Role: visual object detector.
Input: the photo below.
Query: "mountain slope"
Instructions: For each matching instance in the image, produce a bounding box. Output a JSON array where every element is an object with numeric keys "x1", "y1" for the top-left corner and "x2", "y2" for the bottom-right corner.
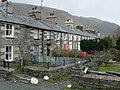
[{"x1": 12, "y1": 2, "x2": 119, "y2": 34}]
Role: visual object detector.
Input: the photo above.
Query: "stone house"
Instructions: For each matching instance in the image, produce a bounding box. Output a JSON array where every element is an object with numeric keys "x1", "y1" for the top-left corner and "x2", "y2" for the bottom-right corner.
[{"x1": 0, "y1": 0, "x2": 98, "y2": 63}]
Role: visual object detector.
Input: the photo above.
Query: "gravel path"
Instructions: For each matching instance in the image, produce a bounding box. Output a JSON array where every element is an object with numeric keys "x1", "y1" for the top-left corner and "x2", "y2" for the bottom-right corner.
[{"x1": 0, "y1": 79, "x2": 70, "y2": 90}]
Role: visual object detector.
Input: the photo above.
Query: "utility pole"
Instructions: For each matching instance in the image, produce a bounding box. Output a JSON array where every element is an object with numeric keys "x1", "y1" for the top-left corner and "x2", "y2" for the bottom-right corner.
[{"x1": 40, "y1": 0, "x2": 43, "y2": 19}]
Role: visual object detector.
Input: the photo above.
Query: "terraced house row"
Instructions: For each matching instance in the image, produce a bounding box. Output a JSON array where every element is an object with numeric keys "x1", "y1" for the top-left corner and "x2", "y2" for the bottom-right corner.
[{"x1": 0, "y1": 0, "x2": 99, "y2": 63}]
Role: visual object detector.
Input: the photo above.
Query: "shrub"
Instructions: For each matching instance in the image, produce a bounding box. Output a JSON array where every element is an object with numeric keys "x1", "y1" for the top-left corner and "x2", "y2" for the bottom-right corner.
[{"x1": 51, "y1": 46, "x2": 83, "y2": 58}]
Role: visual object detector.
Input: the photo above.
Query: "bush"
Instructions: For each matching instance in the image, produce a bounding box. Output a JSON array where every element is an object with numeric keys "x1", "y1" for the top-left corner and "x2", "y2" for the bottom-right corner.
[
  {"x1": 108, "y1": 48, "x2": 120, "y2": 62},
  {"x1": 116, "y1": 37, "x2": 120, "y2": 50},
  {"x1": 115, "y1": 50, "x2": 120, "y2": 62},
  {"x1": 51, "y1": 46, "x2": 83, "y2": 58},
  {"x1": 108, "y1": 48, "x2": 119, "y2": 55}
]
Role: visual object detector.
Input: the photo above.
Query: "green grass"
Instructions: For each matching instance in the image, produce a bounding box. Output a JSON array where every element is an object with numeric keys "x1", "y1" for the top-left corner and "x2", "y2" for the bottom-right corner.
[
  {"x1": 46, "y1": 73, "x2": 71, "y2": 83},
  {"x1": 11, "y1": 63, "x2": 21, "y2": 73},
  {"x1": 97, "y1": 64, "x2": 120, "y2": 72},
  {"x1": 24, "y1": 64, "x2": 49, "y2": 71}
]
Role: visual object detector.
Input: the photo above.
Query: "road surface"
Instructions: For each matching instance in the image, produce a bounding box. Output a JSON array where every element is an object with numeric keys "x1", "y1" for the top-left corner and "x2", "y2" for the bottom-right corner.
[{"x1": 0, "y1": 79, "x2": 70, "y2": 90}]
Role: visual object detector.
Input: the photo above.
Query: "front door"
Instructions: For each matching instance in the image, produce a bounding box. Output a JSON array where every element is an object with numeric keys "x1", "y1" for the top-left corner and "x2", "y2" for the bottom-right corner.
[{"x1": 33, "y1": 46, "x2": 39, "y2": 63}]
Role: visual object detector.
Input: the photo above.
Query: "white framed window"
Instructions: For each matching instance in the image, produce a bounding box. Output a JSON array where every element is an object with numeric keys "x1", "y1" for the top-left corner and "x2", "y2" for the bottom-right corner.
[
  {"x1": 69, "y1": 34, "x2": 72, "y2": 40},
  {"x1": 5, "y1": 24, "x2": 14, "y2": 37},
  {"x1": 74, "y1": 35, "x2": 77, "y2": 41},
  {"x1": 69, "y1": 42, "x2": 72, "y2": 50},
  {"x1": 64, "y1": 34, "x2": 67, "y2": 40},
  {"x1": 62, "y1": 33, "x2": 64, "y2": 39},
  {"x1": 73, "y1": 43, "x2": 77, "y2": 49},
  {"x1": 5, "y1": 45, "x2": 13, "y2": 62},
  {"x1": 78, "y1": 36, "x2": 81, "y2": 41},
  {"x1": 56, "y1": 32, "x2": 59, "y2": 39},
  {"x1": 47, "y1": 32, "x2": 50, "y2": 39},
  {"x1": 34, "y1": 29, "x2": 39, "y2": 39},
  {"x1": 78, "y1": 44, "x2": 81, "y2": 51}
]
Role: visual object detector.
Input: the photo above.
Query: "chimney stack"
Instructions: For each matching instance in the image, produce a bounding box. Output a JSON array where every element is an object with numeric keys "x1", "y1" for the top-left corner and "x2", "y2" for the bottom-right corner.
[
  {"x1": 46, "y1": 13, "x2": 57, "y2": 24},
  {"x1": 28, "y1": 7, "x2": 41, "y2": 20},
  {"x1": 65, "y1": 19, "x2": 74, "y2": 29},
  {"x1": 76, "y1": 25, "x2": 84, "y2": 31},
  {"x1": 0, "y1": 0, "x2": 13, "y2": 14}
]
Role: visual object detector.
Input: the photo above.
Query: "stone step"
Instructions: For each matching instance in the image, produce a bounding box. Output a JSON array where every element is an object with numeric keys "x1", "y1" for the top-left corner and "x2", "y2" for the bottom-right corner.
[
  {"x1": 13, "y1": 74, "x2": 32, "y2": 83},
  {"x1": 19, "y1": 80, "x2": 29, "y2": 84},
  {"x1": 0, "y1": 67, "x2": 15, "y2": 78}
]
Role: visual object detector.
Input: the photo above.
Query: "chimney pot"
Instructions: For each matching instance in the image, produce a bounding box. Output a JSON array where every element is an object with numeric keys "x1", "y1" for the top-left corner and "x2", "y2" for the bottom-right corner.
[
  {"x1": 50, "y1": 13, "x2": 54, "y2": 16},
  {"x1": 34, "y1": 6, "x2": 37, "y2": 10},
  {"x1": 32, "y1": 8, "x2": 34, "y2": 10},
  {"x1": 0, "y1": 0, "x2": 7, "y2": 2}
]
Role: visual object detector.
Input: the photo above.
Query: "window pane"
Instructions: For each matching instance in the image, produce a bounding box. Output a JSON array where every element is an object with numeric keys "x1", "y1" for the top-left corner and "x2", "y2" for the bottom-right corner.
[
  {"x1": 8, "y1": 54, "x2": 12, "y2": 59},
  {"x1": 6, "y1": 24, "x2": 9, "y2": 29},
  {"x1": 6, "y1": 46, "x2": 8, "y2": 52},
  {"x1": 5, "y1": 24, "x2": 14, "y2": 37},
  {"x1": 9, "y1": 30, "x2": 12, "y2": 35},
  {"x1": 6, "y1": 30, "x2": 9, "y2": 35},
  {"x1": 6, "y1": 54, "x2": 8, "y2": 60},
  {"x1": 8, "y1": 46, "x2": 11, "y2": 52},
  {"x1": 34, "y1": 30, "x2": 39, "y2": 39},
  {"x1": 10, "y1": 25, "x2": 12, "y2": 29}
]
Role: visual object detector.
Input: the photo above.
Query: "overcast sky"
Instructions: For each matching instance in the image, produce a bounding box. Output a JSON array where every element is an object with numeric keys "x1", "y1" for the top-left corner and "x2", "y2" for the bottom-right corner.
[{"x1": 9, "y1": 0, "x2": 120, "y2": 25}]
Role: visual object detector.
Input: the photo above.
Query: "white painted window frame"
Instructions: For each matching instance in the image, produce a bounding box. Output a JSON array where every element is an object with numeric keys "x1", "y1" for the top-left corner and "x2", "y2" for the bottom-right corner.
[
  {"x1": 5, "y1": 45, "x2": 13, "y2": 62},
  {"x1": 5, "y1": 24, "x2": 14, "y2": 38},
  {"x1": 34, "y1": 29, "x2": 39, "y2": 39}
]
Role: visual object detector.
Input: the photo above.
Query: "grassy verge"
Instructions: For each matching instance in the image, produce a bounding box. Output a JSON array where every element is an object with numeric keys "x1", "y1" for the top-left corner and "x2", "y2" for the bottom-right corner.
[
  {"x1": 40, "y1": 72, "x2": 71, "y2": 83},
  {"x1": 24, "y1": 65, "x2": 49, "y2": 71},
  {"x1": 51, "y1": 73, "x2": 71, "y2": 82},
  {"x1": 97, "y1": 64, "x2": 120, "y2": 72}
]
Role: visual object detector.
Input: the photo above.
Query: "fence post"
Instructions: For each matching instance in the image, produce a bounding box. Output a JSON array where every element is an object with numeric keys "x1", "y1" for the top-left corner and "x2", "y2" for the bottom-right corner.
[
  {"x1": 3, "y1": 60, "x2": 6, "y2": 68},
  {"x1": 47, "y1": 62, "x2": 49, "y2": 69},
  {"x1": 55, "y1": 57, "x2": 56, "y2": 66},
  {"x1": 7, "y1": 61, "x2": 10, "y2": 70},
  {"x1": 74, "y1": 57, "x2": 75, "y2": 63},
  {"x1": 63, "y1": 58, "x2": 65, "y2": 66}
]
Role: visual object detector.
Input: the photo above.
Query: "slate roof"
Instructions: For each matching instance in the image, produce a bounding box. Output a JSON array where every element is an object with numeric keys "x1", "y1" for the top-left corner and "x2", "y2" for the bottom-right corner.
[
  {"x1": 0, "y1": 11, "x2": 51, "y2": 30},
  {"x1": 40, "y1": 20, "x2": 68, "y2": 33},
  {"x1": 0, "y1": 11, "x2": 98, "y2": 38}
]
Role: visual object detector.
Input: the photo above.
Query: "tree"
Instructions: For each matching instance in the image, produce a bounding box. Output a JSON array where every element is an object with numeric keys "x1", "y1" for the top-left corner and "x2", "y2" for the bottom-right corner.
[
  {"x1": 99, "y1": 37, "x2": 113, "y2": 50},
  {"x1": 116, "y1": 37, "x2": 120, "y2": 50},
  {"x1": 112, "y1": 26, "x2": 120, "y2": 46},
  {"x1": 80, "y1": 39, "x2": 97, "y2": 51},
  {"x1": 81, "y1": 37, "x2": 113, "y2": 53}
]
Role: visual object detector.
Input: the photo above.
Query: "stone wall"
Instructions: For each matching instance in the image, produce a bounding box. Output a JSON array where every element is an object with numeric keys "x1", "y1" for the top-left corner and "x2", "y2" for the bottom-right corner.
[
  {"x1": 0, "y1": 67, "x2": 14, "y2": 79},
  {"x1": 23, "y1": 63, "x2": 75, "y2": 78},
  {"x1": 72, "y1": 69, "x2": 120, "y2": 90}
]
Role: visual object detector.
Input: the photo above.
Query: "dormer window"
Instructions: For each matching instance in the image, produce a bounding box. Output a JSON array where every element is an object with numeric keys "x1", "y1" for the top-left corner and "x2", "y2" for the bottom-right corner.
[{"x1": 5, "y1": 24, "x2": 14, "y2": 38}]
